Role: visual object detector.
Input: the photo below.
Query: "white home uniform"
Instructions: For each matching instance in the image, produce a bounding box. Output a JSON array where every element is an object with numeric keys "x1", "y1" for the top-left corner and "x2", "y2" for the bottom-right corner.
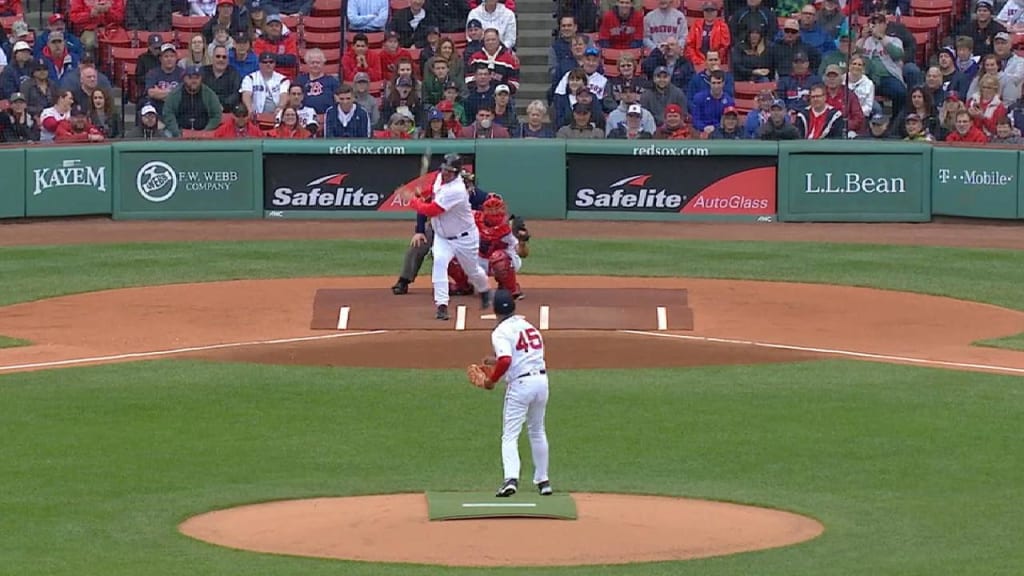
[
  {"x1": 429, "y1": 173, "x2": 490, "y2": 306},
  {"x1": 492, "y1": 314, "x2": 549, "y2": 486},
  {"x1": 240, "y1": 70, "x2": 290, "y2": 114}
]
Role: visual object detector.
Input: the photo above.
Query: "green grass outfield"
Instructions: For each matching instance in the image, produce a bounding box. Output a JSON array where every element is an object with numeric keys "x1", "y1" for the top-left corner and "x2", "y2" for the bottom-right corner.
[{"x1": 2, "y1": 237, "x2": 1024, "y2": 575}]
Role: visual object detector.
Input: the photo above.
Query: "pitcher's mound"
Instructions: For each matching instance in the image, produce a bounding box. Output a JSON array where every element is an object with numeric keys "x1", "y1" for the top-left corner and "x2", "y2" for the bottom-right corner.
[{"x1": 179, "y1": 493, "x2": 824, "y2": 567}]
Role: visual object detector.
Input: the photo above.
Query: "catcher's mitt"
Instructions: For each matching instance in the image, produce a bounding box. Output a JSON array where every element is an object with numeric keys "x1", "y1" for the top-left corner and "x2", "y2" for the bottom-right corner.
[
  {"x1": 510, "y1": 214, "x2": 530, "y2": 242},
  {"x1": 467, "y1": 363, "x2": 494, "y2": 389}
]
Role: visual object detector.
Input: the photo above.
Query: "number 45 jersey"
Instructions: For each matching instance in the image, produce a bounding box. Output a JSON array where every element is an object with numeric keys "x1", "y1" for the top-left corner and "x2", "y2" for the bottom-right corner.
[{"x1": 491, "y1": 315, "x2": 547, "y2": 385}]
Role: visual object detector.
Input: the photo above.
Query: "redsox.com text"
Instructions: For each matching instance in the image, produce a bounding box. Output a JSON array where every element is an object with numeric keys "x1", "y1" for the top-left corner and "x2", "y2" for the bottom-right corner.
[
  {"x1": 631, "y1": 145, "x2": 710, "y2": 157},
  {"x1": 329, "y1": 144, "x2": 407, "y2": 155}
]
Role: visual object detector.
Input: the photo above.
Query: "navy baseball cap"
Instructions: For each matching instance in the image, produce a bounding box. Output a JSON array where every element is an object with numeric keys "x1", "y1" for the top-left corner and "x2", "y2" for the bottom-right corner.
[{"x1": 493, "y1": 289, "x2": 516, "y2": 315}]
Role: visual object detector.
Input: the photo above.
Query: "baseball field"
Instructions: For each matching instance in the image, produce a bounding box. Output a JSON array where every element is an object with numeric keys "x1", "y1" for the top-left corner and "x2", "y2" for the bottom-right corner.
[{"x1": 2, "y1": 219, "x2": 1023, "y2": 575}]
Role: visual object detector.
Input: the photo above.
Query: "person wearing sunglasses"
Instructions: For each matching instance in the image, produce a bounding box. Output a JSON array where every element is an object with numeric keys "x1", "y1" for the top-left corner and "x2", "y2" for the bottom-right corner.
[{"x1": 202, "y1": 44, "x2": 242, "y2": 110}]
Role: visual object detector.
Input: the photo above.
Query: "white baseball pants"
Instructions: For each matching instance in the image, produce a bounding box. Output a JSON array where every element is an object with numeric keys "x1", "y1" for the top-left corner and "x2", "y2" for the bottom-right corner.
[
  {"x1": 431, "y1": 229, "x2": 489, "y2": 306},
  {"x1": 501, "y1": 374, "x2": 549, "y2": 484}
]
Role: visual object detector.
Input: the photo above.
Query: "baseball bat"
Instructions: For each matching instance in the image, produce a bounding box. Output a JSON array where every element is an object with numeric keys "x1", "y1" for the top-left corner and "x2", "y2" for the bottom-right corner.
[{"x1": 420, "y1": 145, "x2": 431, "y2": 177}]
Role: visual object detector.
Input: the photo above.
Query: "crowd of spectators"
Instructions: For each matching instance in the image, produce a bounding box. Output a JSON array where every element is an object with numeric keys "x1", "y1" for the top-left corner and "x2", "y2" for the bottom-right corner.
[{"x1": 0, "y1": 0, "x2": 1023, "y2": 142}]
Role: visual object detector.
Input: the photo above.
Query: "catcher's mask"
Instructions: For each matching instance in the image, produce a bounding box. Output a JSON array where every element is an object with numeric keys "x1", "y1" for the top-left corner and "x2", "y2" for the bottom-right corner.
[{"x1": 481, "y1": 193, "x2": 507, "y2": 226}]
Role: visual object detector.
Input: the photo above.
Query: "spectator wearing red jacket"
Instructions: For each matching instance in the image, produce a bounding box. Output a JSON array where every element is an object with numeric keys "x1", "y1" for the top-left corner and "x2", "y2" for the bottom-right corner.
[
  {"x1": 0, "y1": 0, "x2": 23, "y2": 16},
  {"x1": 945, "y1": 110, "x2": 989, "y2": 143},
  {"x1": 266, "y1": 104, "x2": 312, "y2": 138},
  {"x1": 69, "y1": 0, "x2": 125, "y2": 56},
  {"x1": 213, "y1": 102, "x2": 265, "y2": 138},
  {"x1": 599, "y1": 0, "x2": 644, "y2": 49},
  {"x1": 342, "y1": 32, "x2": 384, "y2": 82},
  {"x1": 464, "y1": 28, "x2": 520, "y2": 92},
  {"x1": 379, "y1": 31, "x2": 413, "y2": 79},
  {"x1": 54, "y1": 104, "x2": 105, "y2": 142},
  {"x1": 253, "y1": 13, "x2": 299, "y2": 71},
  {"x1": 684, "y1": 2, "x2": 730, "y2": 68}
]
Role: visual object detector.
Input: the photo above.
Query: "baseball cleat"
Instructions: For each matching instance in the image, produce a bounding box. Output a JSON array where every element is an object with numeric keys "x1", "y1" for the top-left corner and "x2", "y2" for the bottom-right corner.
[
  {"x1": 391, "y1": 279, "x2": 410, "y2": 295},
  {"x1": 495, "y1": 478, "x2": 518, "y2": 497},
  {"x1": 480, "y1": 290, "x2": 492, "y2": 310},
  {"x1": 435, "y1": 304, "x2": 449, "y2": 320},
  {"x1": 537, "y1": 480, "x2": 552, "y2": 496},
  {"x1": 450, "y1": 286, "x2": 474, "y2": 296}
]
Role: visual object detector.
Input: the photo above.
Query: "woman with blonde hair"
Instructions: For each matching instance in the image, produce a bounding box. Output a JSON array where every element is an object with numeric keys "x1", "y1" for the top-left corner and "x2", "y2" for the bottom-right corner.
[
  {"x1": 515, "y1": 100, "x2": 555, "y2": 138},
  {"x1": 179, "y1": 34, "x2": 213, "y2": 69},
  {"x1": 966, "y1": 72, "x2": 1007, "y2": 137},
  {"x1": 87, "y1": 87, "x2": 122, "y2": 139}
]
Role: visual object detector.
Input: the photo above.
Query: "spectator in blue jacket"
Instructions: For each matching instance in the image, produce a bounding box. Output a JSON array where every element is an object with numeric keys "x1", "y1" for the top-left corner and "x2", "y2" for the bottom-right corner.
[
  {"x1": 690, "y1": 69, "x2": 735, "y2": 134},
  {"x1": 792, "y1": 5, "x2": 835, "y2": 54},
  {"x1": 325, "y1": 84, "x2": 372, "y2": 137},
  {"x1": 686, "y1": 50, "x2": 734, "y2": 104},
  {"x1": 0, "y1": 41, "x2": 33, "y2": 100},
  {"x1": 776, "y1": 50, "x2": 821, "y2": 112},
  {"x1": 549, "y1": 16, "x2": 581, "y2": 83},
  {"x1": 228, "y1": 33, "x2": 259, "y2": 78},
  {"x1": 32, "y1": 14, "x2": 84, "y2": 60},
  {"x1": 641, "y1": 36, "x2": 694, "y2": 91}
]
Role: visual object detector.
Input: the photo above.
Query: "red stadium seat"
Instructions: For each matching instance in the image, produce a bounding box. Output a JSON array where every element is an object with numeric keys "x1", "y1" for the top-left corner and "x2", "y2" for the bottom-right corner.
[
  {"x1": 301, "y1": 15, "x2": 342, "y2": 33},
  {"x1": 390, "y1": 0, "x2": 411, "y2": 9},
  {"x1": 346, "y1": 30, "x2": 385, "y2": 48},
  {"x1": 304, "y1": 30, "x2": 343, "y2": 48},
  {"x1": 600, "y1": 47, "x2": 642, "y2": 66},
  {"x1": 181, "y1": 129, "x2": 216, "y2": 139},
  {"x1": 683, "y1": 0, "x2": 705, "y2": 18},
  {"x1": 441, "y1": 31, "x2": 468, "y2": 50},
  {"x1": 172, "y1": 13, "x2": 207, "y2": 34},
  {"x1": 734, "y1": 80, "x2": 775, "y2": 99},
  {"x1": 312, "y1": 0, "x2": 343, "y2": 17},
  {"x1": 368, "y1": 79, "x2": 385, "y2": 96}
]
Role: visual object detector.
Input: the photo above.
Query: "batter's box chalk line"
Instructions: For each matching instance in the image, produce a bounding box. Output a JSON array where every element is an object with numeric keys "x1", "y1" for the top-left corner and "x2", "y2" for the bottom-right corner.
[{"x1": 619, "y1": 330, "x2": 1024, "y2": 376}]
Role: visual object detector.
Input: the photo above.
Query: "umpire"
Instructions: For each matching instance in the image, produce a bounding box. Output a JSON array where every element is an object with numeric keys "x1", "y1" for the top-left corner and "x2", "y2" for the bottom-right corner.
[{"x1": 391, "y1": 170, "x2": 488, "y2": 295}]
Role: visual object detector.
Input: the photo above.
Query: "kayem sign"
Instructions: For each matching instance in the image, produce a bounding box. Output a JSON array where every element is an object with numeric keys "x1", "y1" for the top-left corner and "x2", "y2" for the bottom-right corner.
[
  {"x1": 24, "y1": 146, "x2": 112, "y2": 216},
  {"x1": 566, "y1": 155, "x2": 776, "y2": 219},
  {"x1": 263, "y1": 154, "x2": 475, "y2": 216}
]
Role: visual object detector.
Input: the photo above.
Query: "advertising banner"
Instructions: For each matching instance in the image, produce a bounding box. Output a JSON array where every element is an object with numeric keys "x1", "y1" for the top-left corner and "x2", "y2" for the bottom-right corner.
[
  {"x1": 263, "y1": 152, "x2": 475, "y2": 219},
  {"x1": 931, "y1": 145, "x2": 1019, "y2": 219},
  {"x1": 565, "y1": 154, "x2": 777, "y2": 221},
  {"x1": 777, "y1": 142, "x2": 931, "y2": 222},
  {"x1": 0, "y1": 148, "x2": 26, "y2": 219},
  {"x1": 113, "y1": 142, "x2": 260, "y2": 219},
  {"x1": 24, "y1": 145, "x2": 112, "y2": 217}
]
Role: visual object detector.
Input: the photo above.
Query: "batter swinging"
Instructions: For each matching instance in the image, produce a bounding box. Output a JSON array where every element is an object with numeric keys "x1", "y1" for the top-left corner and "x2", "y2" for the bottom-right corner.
[
  {"x1": 467, "y1": 289, "x2": 552, "y2": 497},
  {"x1": 408, "y1": 153, "x2": 492, "y2": 320}
]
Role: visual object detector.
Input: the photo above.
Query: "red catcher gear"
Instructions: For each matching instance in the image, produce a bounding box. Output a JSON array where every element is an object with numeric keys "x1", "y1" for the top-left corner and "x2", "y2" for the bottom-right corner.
[
  {"x1": 476, "y1": 194, "x2": 513, "y2": 257},
  {"x1": 447, "y1": 259, "x2": 472, "y2": 294},
  {"x1": 488, "y1": 251, "x2": 518, "y2": 293}
]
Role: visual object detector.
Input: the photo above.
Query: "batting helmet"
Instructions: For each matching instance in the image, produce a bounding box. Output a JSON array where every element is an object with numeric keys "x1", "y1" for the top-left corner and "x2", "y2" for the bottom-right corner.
[{"x1": 441, "y1": 153, "x2": 463, "y2": 172}]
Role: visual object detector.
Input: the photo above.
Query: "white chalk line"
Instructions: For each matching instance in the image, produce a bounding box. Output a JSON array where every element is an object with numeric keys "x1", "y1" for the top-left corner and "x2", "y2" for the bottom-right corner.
[
  {"x1": 620, "y1": 330, "x2": 1024, "y2": 376},
  {"x1": 461, "y1": 503, "x2": 537, "y2": 508},
  {"x1": 0, "y1": 330, "x2": 389, "y2": 372}
]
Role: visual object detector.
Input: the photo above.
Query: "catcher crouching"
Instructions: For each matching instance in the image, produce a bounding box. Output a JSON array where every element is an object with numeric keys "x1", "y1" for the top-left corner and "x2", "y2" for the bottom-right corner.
[{"x1": 448, "y1": 193, "x2": 530, "y2": 300}]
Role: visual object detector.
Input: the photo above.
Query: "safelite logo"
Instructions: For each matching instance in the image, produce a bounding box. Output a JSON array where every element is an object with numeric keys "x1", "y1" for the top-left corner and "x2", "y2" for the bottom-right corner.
[
  {"x1": 269, "y1": 173, "x2": 386, "y2": 208},
  {"x1": 573, "y1": 174, "x2": 684, "y2": 210}
]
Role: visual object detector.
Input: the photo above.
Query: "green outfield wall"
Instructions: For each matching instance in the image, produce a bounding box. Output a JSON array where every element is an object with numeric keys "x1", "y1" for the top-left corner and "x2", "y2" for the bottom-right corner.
[{"x1": 1, "y1": 140, "x2": 1023, "y2": 223}]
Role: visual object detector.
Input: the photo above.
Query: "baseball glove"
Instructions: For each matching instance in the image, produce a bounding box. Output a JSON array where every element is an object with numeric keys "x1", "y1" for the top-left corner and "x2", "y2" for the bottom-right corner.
[
  {"x1": 467, "y1": 363, "x2": 494, "y2": 389},
  {"x1": 510, "y1": 214, "x2": 530, "y2": 242}
]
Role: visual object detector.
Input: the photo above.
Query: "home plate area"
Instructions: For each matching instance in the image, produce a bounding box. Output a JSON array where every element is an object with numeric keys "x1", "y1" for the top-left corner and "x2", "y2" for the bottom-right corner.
[{"x1": 309, "y1": 288, "x2": 694, "y2": 331}]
